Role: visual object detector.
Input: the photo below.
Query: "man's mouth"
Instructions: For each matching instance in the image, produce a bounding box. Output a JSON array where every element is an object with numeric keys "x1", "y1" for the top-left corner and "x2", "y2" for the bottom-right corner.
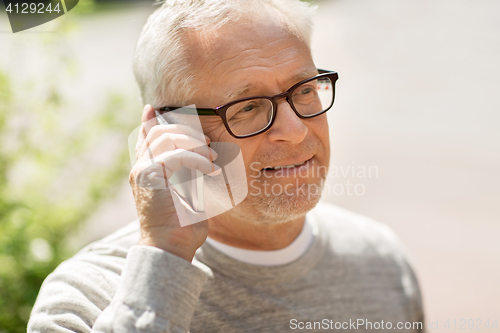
[
  {"x1": 263, "y1": 157, "x2": 312, "y2": 171},
  {"x1": 264, "y1": 160, "x2": 308, "y2": 170}
]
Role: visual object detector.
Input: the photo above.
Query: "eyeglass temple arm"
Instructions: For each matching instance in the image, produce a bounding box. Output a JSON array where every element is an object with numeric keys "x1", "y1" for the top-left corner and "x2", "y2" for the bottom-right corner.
[{"x1": 157, "y1": 106, "x2": 218, "y2": 116}]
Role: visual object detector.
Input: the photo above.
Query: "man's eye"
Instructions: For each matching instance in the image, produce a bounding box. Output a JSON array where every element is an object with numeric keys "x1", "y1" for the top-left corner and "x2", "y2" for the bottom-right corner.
[
  {"x1": 238, "y1": 102, "x2": 262, "y2": 113},
  {"x1": 227, "y1": 100, "x2": 268, "y2": 121},
  {"x1": 240, "y1": 104, "x2": 255, "y2": 112},
  {"x1": 297, "y1": 87, "x2": 313, "y2": 95}
]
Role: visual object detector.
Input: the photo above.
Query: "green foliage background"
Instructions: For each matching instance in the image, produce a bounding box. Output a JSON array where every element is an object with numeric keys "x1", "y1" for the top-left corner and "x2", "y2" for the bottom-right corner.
[{"x1": 0, "y1": 3, "x2": 139, "y2": 331}]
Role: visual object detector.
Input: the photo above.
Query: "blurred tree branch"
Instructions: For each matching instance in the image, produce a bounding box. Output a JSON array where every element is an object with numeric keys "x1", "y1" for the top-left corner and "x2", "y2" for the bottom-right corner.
[{"x1": 0, "y1": 5, "x2": 138, "y2": 331}]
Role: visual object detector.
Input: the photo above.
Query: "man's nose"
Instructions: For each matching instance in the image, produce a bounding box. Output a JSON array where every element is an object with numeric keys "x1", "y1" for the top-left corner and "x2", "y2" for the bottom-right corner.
[{"x1": 266, "y1": 98, "x2": 308, "y2": 143}]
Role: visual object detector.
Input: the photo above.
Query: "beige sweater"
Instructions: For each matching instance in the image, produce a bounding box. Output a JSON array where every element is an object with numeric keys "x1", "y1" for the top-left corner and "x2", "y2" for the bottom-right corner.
[{"x1": 28, "y1": 202, "x2": 425, "y2": 332}]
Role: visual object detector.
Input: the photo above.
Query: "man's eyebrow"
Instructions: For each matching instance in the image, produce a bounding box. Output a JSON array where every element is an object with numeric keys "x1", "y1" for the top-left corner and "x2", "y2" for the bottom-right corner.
[
  {"x1": 292, "y1": 69, "x2": 319, "y2": 82},
  {"x1": 224, "y1": 84, "x2": 254, "y2": 102}
]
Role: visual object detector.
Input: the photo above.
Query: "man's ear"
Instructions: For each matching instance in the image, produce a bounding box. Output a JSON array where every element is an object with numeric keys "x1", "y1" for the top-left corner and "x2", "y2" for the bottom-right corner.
[
  {"x1": 141, "y1": 104, "x2": 156, "y2": 129},
  {"x1": 135, "y1": 105, "x2": 157, "y2": 159}
]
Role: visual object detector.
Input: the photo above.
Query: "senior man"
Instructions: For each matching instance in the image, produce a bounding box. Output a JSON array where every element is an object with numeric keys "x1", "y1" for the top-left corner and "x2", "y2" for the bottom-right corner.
[{"x1": 28, "y1": 0, "x2": 425, "y2": 332}]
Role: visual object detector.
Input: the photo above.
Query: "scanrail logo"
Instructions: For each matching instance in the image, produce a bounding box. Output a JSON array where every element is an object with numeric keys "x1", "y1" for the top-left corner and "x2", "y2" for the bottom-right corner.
[{"x1": 2, "y1": 0, "x2": 79, "y2": 33}]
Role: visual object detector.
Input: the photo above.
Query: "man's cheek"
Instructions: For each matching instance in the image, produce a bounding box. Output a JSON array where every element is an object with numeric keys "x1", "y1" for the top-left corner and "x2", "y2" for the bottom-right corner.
[
  {"x1": 201, "y1": 120, "x2": 226, "y2": 141},
  {"x1": 317, "y1": 116, "x2": 330, "y2": 144},
  {"x1": 308, "y1": 113, "x2": 328, "y2": 129}
]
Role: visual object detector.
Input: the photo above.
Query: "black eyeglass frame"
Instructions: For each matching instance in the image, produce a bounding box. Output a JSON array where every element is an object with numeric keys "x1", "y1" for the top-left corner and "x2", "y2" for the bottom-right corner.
[{"x1": 157, "y1": 69, "x2": 339, "y2": 139}]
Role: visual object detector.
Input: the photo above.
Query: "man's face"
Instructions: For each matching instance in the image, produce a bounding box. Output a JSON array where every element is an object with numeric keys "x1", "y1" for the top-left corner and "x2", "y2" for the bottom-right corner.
[{"x1": 185, "y1": 16, "x2": 330, "y2": 224}]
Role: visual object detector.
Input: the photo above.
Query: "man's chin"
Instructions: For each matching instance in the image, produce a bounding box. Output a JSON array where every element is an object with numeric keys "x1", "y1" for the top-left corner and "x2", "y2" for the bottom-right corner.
[
  {"x1": 248, "y1": 187, "x2": 323, "y2": 225},
  {"x1": 206, "y1": 176, "x2": 325, "y2": 225}
]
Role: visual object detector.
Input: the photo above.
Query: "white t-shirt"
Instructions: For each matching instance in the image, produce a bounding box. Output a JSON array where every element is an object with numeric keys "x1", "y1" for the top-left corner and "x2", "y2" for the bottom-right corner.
[{"x1": 205, "y1": 218, "x2": 315, "y2": 266}]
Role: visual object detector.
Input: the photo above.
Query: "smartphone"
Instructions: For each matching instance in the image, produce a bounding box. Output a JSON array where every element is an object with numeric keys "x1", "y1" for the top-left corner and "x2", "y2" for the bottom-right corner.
[{"x1": 155, "y1": 110, "x2": 205, "y2": 213}]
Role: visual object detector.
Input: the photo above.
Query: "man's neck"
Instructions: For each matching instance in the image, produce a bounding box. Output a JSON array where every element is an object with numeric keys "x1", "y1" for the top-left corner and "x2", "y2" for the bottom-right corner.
[{"x1": 207, "y1": 215, "x2": 306, "y2": 251}]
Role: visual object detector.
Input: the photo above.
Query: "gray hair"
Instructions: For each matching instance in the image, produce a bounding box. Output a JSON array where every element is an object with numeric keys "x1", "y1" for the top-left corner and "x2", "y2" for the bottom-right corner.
[{"x1": 133, "y1": 0, "x2": 316, "y2": 108}]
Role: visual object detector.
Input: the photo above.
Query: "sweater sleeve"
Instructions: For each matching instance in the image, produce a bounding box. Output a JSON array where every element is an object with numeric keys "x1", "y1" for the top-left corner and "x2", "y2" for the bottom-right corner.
[{"x1": 27, "y1": 245, "x2": 207, "y2": 333}]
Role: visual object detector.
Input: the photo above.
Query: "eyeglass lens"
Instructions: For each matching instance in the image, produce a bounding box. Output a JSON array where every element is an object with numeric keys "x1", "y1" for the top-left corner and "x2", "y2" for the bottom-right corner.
[{"x1": 225, "y1": 76, "x2": 334, "y2": 137}]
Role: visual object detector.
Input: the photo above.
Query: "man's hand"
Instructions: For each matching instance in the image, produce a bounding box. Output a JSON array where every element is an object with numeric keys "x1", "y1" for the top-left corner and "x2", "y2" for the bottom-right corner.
[{"x1": 130, "y1": 105, "x2": 219, "y2": 262}]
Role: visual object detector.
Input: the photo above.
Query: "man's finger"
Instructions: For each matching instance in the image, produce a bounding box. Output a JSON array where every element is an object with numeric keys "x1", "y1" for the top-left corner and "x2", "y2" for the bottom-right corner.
[
  {"x1": 132, "y1": 149, "x2": 221, "y2": 186},
  {"x1": 143, "y1": 123, "x2": 208, "y2": 147},
  {"x1": 138, "y1": 133, "x2": 218, "y2": 162}
]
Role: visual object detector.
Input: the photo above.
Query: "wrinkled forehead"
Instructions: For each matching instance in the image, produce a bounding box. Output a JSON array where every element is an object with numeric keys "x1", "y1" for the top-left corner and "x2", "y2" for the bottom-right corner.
[
  {"x1": 184, "y1": 23, "x2": 312, "y2": 105},
  {"x1": 183, "y1": 7, "x2": 310, "y2": 72}
]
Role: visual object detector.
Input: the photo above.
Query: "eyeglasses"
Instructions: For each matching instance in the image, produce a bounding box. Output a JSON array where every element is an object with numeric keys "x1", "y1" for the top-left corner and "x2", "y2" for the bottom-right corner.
[{"x1": 158, "y1": 69, "x2": 338, "y2": 139}]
